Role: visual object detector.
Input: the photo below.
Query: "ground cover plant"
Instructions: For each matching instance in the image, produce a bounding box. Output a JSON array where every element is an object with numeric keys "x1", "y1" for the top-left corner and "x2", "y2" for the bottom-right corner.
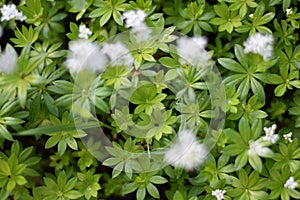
[{"x1": 0, "y1": 0, "x2": 300, "y2": 199}]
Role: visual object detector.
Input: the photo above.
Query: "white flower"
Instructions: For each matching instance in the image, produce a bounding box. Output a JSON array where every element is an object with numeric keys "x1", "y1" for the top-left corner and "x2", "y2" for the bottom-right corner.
[
  {"x1": 243, "y1": 32, "x2": 274, "y2": 60},
  {"x1": 78, "y1": 24, "x2": 92, "y2": 39},
  {"x1": 101, "y1": 41, "x2": 133, "y2": 67},
  {"x1": 0, "y1": 44, "x2": 18, "y2": 74},
  {"x1": 248, "y1": 139, "x2": 273, "y2": 157},
  {"x1": 286, "y1": 8, "x2": 293, "y2": 15},
  {"x1": 0, "y1": 4, "x2": 26, "y2": 21},
  {"x1": 65, "y1": 40, "x2": 107, "y2": 73},
  {"x1": 263, "y1": 124, "x2": 279, "y2": 144},
  {"x1": 249, "y1": 13, "x2": 254, "y2": 18},
  {"x1": 123, "y1": 10, "x2": 151, "y2": 42},
  {"x1": 163, "y1": 129, "x2": 208, "y2": 171},
  {"x1": 123, "y1": 10, "x2": 146, "y2": 28},
  {"x1": 176, "y1": 36, "x2": 210, "y2": 67},
  {"x1": 212, "y1": 189, "x2": 226, "y2": 200},
  {"x1": 283, "y1": 132, "x2": 293, "y2": 143},
  {"x1": 284, "y1": 176, "x2": 298, "y2": 189}
]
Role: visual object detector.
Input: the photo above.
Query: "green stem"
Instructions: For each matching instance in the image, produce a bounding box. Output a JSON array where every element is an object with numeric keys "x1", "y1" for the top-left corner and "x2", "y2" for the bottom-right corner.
[{"x1": 13, "y1": 121, "x2": 112, "y2": 136}]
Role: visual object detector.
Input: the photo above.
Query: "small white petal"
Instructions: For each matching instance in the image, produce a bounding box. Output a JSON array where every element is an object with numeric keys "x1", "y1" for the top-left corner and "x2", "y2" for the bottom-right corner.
[
  {"x1": 212, "y1": 189, "x2": 226, "y2": 200},
  {"x1": 78, "y1": 24, "x2": 92, "y2": 39},
  {"x1": 284, "y1": 176, "x2": 298, "y2": 189}
]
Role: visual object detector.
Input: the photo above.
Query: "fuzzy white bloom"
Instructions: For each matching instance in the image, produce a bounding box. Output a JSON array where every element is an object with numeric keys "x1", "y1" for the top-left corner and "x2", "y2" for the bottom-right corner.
[
  {"x1": 101, "y1": 41, "x2": 133, "y2": 67},
  {"x1": 78, "y1": 24, "x2": 92, "y2": 39},
  {"x1": 123, "y1": 10, "x2": 146, "y2": 28},
  {"x1": 212, "y1": 189, "x2": 226, "y2": 200},
  {"x1": 286, "y1": 8, "x2": 293, "y2": 15},
  {"x1": 249, "y1": 13, "x2": 254, "y2": 18},
  {"x1": 0, "y1": 44, "x2": 18, "y2": 74},
  {"x1": 0, "y1": 4, "x2": 26, "y2": 21},
  {"x1": 283, "y1": 132, "x2": 293, "y2": 143},
  {"x1": 123, "y1": 10, "x2": 151, "y2": 42},
  {"x1": 243, "y1": 32, "x2": 274, "y2": 60},
  {"x1": 177, "y1": 36, "x2": 210, "y2": 67},
  {"x1": 248, "y1": 139, "x2": 273, "y2": 157},
  {"x1": 263, "y1": 124, "x2": 279, "y2": 144},
  {"x1": 284, "y1": 176, "x2": 298, "y2": 189},
  {"x1": 65, "y1": 40, "x2": 107, "y2": 73},
  {"x1": 164, "y1": 129, "x2": 208, "y2": 171}
]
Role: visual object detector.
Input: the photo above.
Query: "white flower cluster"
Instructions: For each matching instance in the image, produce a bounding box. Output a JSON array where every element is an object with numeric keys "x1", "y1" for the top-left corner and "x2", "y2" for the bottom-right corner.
[
  {"x1": 263, "y1": 124, "x2": 279, "y2": 144},
  {"x1": 101, "y1": 41, "x2": 134, "y2": 68},
  {"x1": 123, "y1": 10, "x2": 151, "y2": 42},
  {"x1": 0, "y1": 4, "x2": 26, "y2": 21},
  {"x1": 284, "y1": 176, "x2": 298, "y2": 189},
  {"x1": 78, "y1": 24, "x2": 92, "y2": 39},
  {"x1": 176, "y1": 36, "x2": 210, "y2": 67},
  {"x1": 65, "y1": 40, "x2": 107, "y2": 73},
  {"x1": 283, "y1": 132, "x2": 293, "y2": 143},
  {"x1": 243, "y1": 32, "x2": 274, "y2": 60},
  {"x1": 65, "y1": 39, "x2": 134, "y2": 73},
  {"x1": 286, "y1": 8, "x2": 293, "y2": 15},
  {"x1": 0, "y1": 44, "x2": 18, "y2": 74},
  {"x1": 212, "y1": 189, "x2": 226, "y2": 200},
  {"x1": 248, "y1": 139, "x2": 273, "y2": 157},
  {"x1": 163, "y1": 129, "x2": 208, "y2": 171}
]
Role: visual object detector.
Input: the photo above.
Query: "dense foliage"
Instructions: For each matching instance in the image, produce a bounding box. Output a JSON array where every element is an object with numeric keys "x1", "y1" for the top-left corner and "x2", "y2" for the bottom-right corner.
[{"x1": 0, "y1": 0, "x2": 300, "y2": 199}]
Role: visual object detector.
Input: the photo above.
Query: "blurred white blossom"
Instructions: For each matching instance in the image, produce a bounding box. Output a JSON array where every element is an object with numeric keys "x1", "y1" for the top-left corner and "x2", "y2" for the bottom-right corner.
[
  {"x1": 243, "y1": 32, "x2": 274, "y2": 60},
  {"x1": 123, "y1": 10, "x2": 151, "y2": 42},
  {"x1": 283, "y1": 132, "x2": 293, "y2": 143},
  {"x1": 248, "y1": 139, "x2": 273, "y2": 157},
  {"x1": 0, "y1": 4, "x2": 26, "y2": 21},
  {"x1": 78, "y1": 24, "x2": 92, "y2": 39},
  {"x1": 263, "y1": 124, "x2": 279, "y2": 144},
  {"x1": 177, "y1": 36, "x2": 210, "y2": 67},
  {"x1": 164, "y1": 129, "x2": 208, "y2": 171},
  {"x1": 65, "y1": 40, "x2": 107, "y2": 73},
  {"x1": 284, "y1": 176, "x2": 298, "y2": 189},
  {"x1": 0, "y1": 44, "x2": 18, "y2": 74},
  {"x1": 101, "y1": 41, "x2": 133, "y2": 67},
  {"x1": 212, "y1": 189, "x2": 226, "y2": 200},
  {"x1": 286, "y1": 8, "x2": 293, "y2": 15}
]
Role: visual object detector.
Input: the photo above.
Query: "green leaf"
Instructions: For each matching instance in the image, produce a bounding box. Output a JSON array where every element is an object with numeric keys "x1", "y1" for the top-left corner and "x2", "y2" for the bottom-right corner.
[
  {"x1": 100, "y1": 10, "x2": 112, "y2": 26},
  {"x1": 146, "y1": 183, "x2": 160, "y2": 198},
  {"x1": 64, "y1": 190, "x2": 83, "y2": 199},
  {"x1": 218, "y1": 58, "x2": 246, "y2": 73},
  {"x1": 159, "y1": 57, "x2": 180, "y2": 68},
  {"x1": 130, "y1": 84, "x2": 157, "y2": 104},
  {"x1": 173, "y1": 191, "x2": 185, "y2": 200},
  {"x1": 149, "y1": 176, "x2": 168, "y2": 184},
  {"x1": 235, "y1": 151, "x2": 248, "y2": 170},
  {"x1": 7, "y1": 179, "x2": 16, "y2": 192},
  {"x1": 274, "y1": 84, "x2": 286, "y2": 97},
  {"x1": 0, "y1": 160, "x2": 11, "y2": 175},
  {"x1": 57, "y1": 171, "x2": 67, "y2": 188},
  {"x1": 137, "y1": 188, "x2": 146, "y2": 200},
  {"x1": 249, "y1": 155, "x2": 262, "y2": 172},
  {"x1": 0, "y1": 124, "x2": 14, "y2": 141}
]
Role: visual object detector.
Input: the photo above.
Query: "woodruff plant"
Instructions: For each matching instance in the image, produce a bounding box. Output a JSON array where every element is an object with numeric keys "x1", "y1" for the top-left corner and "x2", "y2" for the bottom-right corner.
[{"x1": 0, "y1": 0, "x2": 300, "y2": 200}]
